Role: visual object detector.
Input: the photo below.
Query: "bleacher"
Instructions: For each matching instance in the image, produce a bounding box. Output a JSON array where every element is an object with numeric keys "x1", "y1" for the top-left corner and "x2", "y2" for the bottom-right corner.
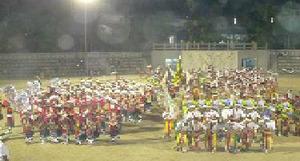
[
  {"x1": 87, "y1": 52, "x2": 146, "y2": 75},
  {"x1": 0, "y1": 53, "x2": 83, "y2": 78},
  {"x1": 116, "y1": 57, "x2": 146, "y2": 74},
  {"x1": 0, "y1": 52, "x2": 146, "y2": 78},
  {"x1": 277, "y1": 51, "x2": 300, "y2": 74}
]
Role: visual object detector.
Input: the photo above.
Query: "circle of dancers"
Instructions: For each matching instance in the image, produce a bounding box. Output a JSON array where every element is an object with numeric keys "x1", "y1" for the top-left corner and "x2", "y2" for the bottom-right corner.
[{"x1": 0, "y1": 78, "x2": 154, "y2": 145}]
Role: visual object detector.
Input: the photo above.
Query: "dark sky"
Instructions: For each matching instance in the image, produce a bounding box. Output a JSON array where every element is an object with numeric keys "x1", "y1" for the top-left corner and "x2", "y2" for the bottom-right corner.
[{"x1": 0, "y1": 0, "x2": 299, "y2": 52}]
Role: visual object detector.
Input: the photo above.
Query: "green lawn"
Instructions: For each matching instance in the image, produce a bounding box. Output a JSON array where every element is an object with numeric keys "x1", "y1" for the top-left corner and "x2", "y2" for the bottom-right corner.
[{"x1": 0, "y1": 75, "x2": 300, "y2": 161}]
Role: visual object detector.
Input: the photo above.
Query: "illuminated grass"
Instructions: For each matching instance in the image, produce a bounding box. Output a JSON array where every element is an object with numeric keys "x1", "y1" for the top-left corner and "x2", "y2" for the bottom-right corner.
[{"x1": 0, "y1": 75, "x2": 299, "y2": 161}]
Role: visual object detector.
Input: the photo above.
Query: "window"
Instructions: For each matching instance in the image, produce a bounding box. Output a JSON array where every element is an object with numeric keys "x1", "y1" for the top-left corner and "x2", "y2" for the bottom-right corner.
[
  {"x1": 242, "y1": 58, "x2": 255, "y2": 69},
  {"x1": 165, "y1": 59, "x2": 178, "y2": 70}
]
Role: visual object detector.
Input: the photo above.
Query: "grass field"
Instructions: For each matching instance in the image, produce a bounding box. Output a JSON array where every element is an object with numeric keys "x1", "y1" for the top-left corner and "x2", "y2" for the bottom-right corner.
[{"x1": 0, "y1": 74, "x2": 300, "y2": 161}]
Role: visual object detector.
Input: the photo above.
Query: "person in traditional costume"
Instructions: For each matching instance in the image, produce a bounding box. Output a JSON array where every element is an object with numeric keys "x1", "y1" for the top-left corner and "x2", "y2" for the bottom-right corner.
[
  {"x1": 128, "y1": 94, "x2": 136, "y2": 122},
  {"x1": 120, "y1": 92, "x2": 129, "y2": 122},
  {"x1": 39, "y1": 112, "x2": 49, "y2": 144},
  {"x1": 74, "y1": 106, "x2": 81, "y2": 145},
  {"x1": 162, "y1": 108, "x2": 175, "y2": 140},
  {"x1": 86, "y1": 120, "x2": 94, "y2": 145},
  {"x1": 77, "y1": 121, "x2": 87, "y2": 145},
  {"x1": 99, "y1": 107, "x2": 107, "y2": 135},
  {"x1": 61, "y1": 113, "x2": 70, "y2": 144},
  {"x1": 109, "y1": 112, "x2": 118, "y2": 142},
  {"x1": 144, "y1": 88, "x2": 153, "y2": 112},
  {"x1": 191, "y1": 116, "x2": 206, "y2": 152},
  {"x1": 175, "y1": 119, "x2": 189, "y2": 153},
  {"x1": 22, "y1": 110, "x2": 34, "y2": 144},
  {"x1": 5, "y1": 103, "x2": 13, "y2": 130},
  {"x1": 262, "y1": 117, "x2": 275, "y2": 153},
  {"x1": 279, "y1": 97, "x2": 293, "y2": 136}
]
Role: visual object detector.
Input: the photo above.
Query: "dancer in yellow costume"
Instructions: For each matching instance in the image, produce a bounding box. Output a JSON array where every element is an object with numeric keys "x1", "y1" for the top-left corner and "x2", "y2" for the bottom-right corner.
[
  {"x1": 162, "y1": 109, "x2": 175, "y2": 140},
  {"x1": 176, "y1": 120, "x2": 189, "y2": 152}
]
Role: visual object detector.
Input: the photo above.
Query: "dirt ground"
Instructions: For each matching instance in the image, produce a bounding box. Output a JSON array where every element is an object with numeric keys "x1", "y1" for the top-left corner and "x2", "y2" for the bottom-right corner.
[{"x1": 0, "y1": 75, "x2": 300, "y2": 161}]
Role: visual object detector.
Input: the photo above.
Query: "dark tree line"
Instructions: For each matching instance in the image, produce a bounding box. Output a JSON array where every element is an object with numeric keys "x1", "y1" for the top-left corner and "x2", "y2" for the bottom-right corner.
[{"x1": 0, "y1": 0, "x2": 299, "y2": 53}]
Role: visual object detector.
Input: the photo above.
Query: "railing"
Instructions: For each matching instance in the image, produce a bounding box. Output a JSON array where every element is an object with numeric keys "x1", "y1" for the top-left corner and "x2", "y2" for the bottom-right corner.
[{"x1": 153, "y1": 42, "x2": 267, "y2": 51}]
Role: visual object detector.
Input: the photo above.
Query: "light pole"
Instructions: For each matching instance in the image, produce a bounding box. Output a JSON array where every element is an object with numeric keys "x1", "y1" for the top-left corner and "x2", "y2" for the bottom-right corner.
[
  {"x1": 77, "y1": 0, "x2": 94, "y2": 75},
  {"x1": 84, "y1": 1, "x2": 87, "y2": 52},
  {"x1": 231, "y1": 16, "x2": 237, "y2": 44},
  {"x1": 77, "y1": 0, "x2": 94, "y2": 52}
]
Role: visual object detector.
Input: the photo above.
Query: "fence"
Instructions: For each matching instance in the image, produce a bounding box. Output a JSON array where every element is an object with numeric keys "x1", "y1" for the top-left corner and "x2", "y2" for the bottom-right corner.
[{"x1": 153, "y1": 42, "x2": 267, "y2": 51}]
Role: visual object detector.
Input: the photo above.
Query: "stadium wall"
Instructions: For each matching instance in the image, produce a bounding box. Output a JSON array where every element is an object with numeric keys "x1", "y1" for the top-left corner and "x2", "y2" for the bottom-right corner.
[
  {"x1": 0, "y1": 52, "x2": 146, "y2": 78},
  {"x1": 1, "y1": 49, "x2": 300, "y2": 79},
  {"x1": 151, "y1": 51, "x2": 181, "y2": 70},
  {"x1": 237, "y1": 50, "x2": 270, "y2": 71},
  {"x1": 181, "y1": 51, "x2": 239, "y2": 71},
  {"x1": 152, "y1": 50, "x2": 271, "y2": 71}
]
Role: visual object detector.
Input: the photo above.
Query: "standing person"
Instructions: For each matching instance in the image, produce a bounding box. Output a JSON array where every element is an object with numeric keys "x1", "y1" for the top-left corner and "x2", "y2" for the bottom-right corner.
[
  {"x1": 162, "y1": 108, "x2": 175, "y2": 140},
  {"x1": 86, "y1": 121, "x2": 94, "y2": 146},
  {"x1": 128, "y1": 95, "x2": 136, "y2": 122},
  {"x1": 98, "y1": 108, "x2": 106, "y2": 135},
  {"x1": 2, "y1": 100, "x2": 13, "y2": 130},
  {"x1": 61, "y1": 114, "x2": 70, "y2": 145},
  {"x1": 0, "y1": 136, "x2": 9, "y2": 161},
  {"x1": 109, "y1": 112, "x2": 118, "y2": 142},
  {"x1": 0, "y1": 100, "x2": 3, "y2": 129},
  {"x1": 23, "y1": 110, "x2": 34, "y2": 144},
  {"x1": 144, "y1": 89, "x2": 152, "y2": 112}
]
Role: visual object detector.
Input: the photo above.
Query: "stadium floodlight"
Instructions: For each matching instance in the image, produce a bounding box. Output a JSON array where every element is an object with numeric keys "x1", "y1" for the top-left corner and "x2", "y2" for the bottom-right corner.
[
  {"x1": 78, "y1": 0, "x2": 96, "y2": 51},
  {"x1": 75, "y1": 0, "x2": 96, "y2": 74},
  {"x1": 271, "y1": 17, "x2": 274, "y2": 23},
  {"x1": 78, "y1": 0, "x2": 95, "y2": 4}
]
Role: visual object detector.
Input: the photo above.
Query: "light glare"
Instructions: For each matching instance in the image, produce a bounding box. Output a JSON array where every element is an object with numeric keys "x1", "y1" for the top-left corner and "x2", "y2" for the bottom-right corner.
[
  {"x1": 78, "y1": 0, "x2": 94, "y2": 4},
  {"x1": 271, "y1": 17, "x2": 274, "y2": 23}
]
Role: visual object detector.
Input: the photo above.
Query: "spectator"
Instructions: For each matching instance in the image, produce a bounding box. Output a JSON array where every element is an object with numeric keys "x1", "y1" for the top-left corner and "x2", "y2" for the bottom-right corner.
[{"x1": 0, "y1": 136, "x2": 9, "y2": 161}]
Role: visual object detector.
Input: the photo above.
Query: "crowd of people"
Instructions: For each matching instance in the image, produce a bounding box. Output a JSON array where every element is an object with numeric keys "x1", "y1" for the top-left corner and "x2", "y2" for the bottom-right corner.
[
  {"x1": 0, "y1": 61, "x2": 299, "y2": 154},
  {"x1": 0, "y1": 78, "x2": 154, "y2": 145},
  {"x1": 157, "y1": 61, "x2": 300, "y2": 153}
]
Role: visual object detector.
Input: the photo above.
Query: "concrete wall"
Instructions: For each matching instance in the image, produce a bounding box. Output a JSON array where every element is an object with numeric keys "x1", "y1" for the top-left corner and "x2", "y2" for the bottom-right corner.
[
  {"x1": 153, "y1": 50, "x2": 271, "y2": 72},
  {"x1": 181, "y1": 50, "x2": 239, "y2": 71},
  {"x1": 151, "y1": 51, "x2": 181, "y2": 70},
  {"x1": 237, "y1": 50, "x2": 270, "y2": 71}
]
